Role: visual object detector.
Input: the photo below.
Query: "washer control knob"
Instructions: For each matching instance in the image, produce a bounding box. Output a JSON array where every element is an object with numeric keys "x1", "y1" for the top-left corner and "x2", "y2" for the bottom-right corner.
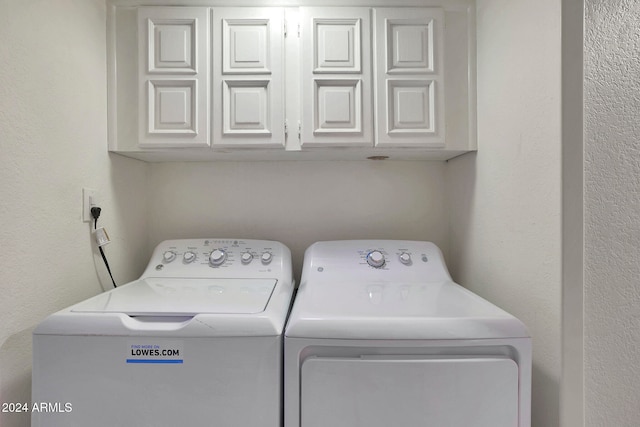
[
  {"x1": 241, "y1": 252, "x2": 254, "y2": 264},
  {"x1": 183, "y1": 251, "x2": 196, "y2": 264},
  {"x1": 209, "y1": 249, "x2": 227, "y2": 266},
  {"x1": 366, "y1": 250, "x2": 385, "y2": 268},
  {"x1": 163, "y1": 251, "x2": 176, "y2": 263},
  {"x1": 261, "y1": 252, "x2": 273, "y2": 264},
  {"x1": 399, "y1": 252, "x2": 412, "y2": 265}
]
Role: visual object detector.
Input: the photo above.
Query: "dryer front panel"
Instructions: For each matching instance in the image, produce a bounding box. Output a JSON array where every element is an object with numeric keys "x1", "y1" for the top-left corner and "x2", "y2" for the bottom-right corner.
[{"x1": 301, "y1": 356, "x2": 519, "y2": 427}]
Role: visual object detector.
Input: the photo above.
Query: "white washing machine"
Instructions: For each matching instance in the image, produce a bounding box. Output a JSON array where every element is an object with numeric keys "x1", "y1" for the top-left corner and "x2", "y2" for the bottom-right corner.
[
  {"x1": 285, "y1": 240, "x2": 531, "y2": 427},
  {"x1": 32, "y1": 238, "x2": 293, "y2": 427}
]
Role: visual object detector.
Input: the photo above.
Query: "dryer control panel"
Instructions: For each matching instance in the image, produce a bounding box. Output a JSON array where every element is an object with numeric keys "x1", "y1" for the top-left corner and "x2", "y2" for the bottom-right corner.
[
  {"x1": 141, "y1": 239, "x2": 292, "y2": 280},
  {"x1": 301, "y1": 240, "x2": 452, "y2": 284}
]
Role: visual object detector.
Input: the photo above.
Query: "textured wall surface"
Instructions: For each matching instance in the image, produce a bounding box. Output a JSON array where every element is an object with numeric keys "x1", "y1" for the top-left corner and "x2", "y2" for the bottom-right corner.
[
  {"x1": 584, "y1": 1, "x2": 640, "y2": 425},
  {"x1": 0, "y1": 2, "x2": 148, "y2": 426},
  {"x1": 446, "y1": 0, "x2": 562, "y2": 426},
  {"x1": 148, "y1": 161, "x2": 448, "y2": 280}
]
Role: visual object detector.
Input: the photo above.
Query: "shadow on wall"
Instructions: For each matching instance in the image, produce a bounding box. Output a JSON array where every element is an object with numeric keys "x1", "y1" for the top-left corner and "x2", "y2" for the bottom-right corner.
[
  {"x1": 532, "y1": 363, "x2": 559, "y2": 427},
  {"x1": 447, "y1": 150, "x2": 561, "y2": 426},
  {"x1": 105, "y1": 153, "x2": 151, "y2": 286},
  {"x1": 0, "y1": 327, "x2": 33, "y2": 427},
  {"x1": 446, "y1": 151, "x2": 477, "y2": 283}
]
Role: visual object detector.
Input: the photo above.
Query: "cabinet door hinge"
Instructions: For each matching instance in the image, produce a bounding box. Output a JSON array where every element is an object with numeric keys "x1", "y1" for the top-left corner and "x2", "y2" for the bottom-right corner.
[
  {"x1": 284, "y1": 120, "x2": 288, "y2": 137},
  {"x1": 284, "y1": 20, "x2": 287, "y2": 37},
  {"x1": 297, "y1": 121, "x2": 301, "y2": 141}
]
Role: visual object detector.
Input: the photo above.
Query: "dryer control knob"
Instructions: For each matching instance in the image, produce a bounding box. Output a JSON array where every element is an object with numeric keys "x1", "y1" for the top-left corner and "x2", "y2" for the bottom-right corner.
[
  {"x1": 399, "y1": 252, "x2": 412, "y2": 265},
  {"x1": 366, "y1": 250, "x2": 385, "y2": 268},
  {"x1": 183, "y1": 251, "x2": 196, "y2": 263},
  {"x1": 261, "y1": 252, "x2": 273, "y2": 264},
  {"x1": 163, "y1": 251, "x2": 176, "y2": 263},
  {"x1": 241, "y1": 252, "x2": 253, "y2": 264},
  {"x1": 209, "y1": 249, "x2": 227, "y2": 266}
]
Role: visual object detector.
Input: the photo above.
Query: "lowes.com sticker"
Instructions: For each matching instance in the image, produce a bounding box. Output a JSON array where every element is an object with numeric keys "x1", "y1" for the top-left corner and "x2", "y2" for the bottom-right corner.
[{"x1": 126, "y1": 342, "x2": 184, "y2": 364}]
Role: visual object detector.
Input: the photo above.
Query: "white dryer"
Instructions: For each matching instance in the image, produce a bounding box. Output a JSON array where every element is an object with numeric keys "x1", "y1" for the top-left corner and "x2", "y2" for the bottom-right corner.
[
  {"x1": 32, "y1": 238, "x2": 293, "y2": 427},
  {"x1": 285, "y1": 240, "x2": 531, "y2": 427}
]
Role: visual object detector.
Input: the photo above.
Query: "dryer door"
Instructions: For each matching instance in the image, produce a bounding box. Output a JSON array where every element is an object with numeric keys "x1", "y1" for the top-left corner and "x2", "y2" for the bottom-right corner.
[{"x1": 301, "y1": 356, "x2": 519, "y2": 427}]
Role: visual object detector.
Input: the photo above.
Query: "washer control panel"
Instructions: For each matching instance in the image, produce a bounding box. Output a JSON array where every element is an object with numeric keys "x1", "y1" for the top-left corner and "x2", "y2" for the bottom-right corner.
[
  {"x1": 363, "y1": 249, "x2": 417, "y2": 268},
  {"x1": 302, "y1": 240, "x2": 451, "y2": 283},
  {"x1": 142, "y1": 239, "x2": 290, "y2": 279},
  {"x1": 360, "y1": 246, "x2": 422, "y2": 270}
]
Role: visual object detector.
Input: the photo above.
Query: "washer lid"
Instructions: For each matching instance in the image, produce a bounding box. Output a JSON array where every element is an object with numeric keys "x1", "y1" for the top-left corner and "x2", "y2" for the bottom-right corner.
[
  {"x1": 285, "y1": 280, "x2": 529, "y2": 340},
  {"x1": 71, "y1": 278, "x2": 277, "y2": 316}
]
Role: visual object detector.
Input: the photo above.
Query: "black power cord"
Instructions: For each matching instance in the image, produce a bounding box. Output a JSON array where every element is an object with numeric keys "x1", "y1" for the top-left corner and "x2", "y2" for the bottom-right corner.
[{"x1": 91, "y1": 207, "x2": 117, "y2": 288}]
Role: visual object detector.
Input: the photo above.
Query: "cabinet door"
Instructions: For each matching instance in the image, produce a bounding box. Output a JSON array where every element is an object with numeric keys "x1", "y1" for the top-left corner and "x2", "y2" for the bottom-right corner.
[
  {"x1": 300, "y1": 8, "x2": 372, "y2": 147},
  {"x1": 373, "y1": 8, "x2": 445, "y2": 148},
  {"x1": 138, "y1": 7, "x2": 210, "y2": 148},
  {"x1": 212, "y1": 8, "x2": 285, "y2": 148}
]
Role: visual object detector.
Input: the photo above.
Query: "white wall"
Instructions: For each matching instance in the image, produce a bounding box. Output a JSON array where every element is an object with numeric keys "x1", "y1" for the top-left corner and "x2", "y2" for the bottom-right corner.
[
  {"x1": 148, "y1": 161, "x2": 449, "y2": 279},
  {"x1": 584, "y1": 1, "x2": 640, "y2": 425},
  {"x1": 446, "y1": 1, "x2": 562, "y2": 426},
  {"x1": 0, "y1": 1, "x2": 576, "y2": 426},
  {"x1": 0, "y1": 2, "x2": 148, "y2": 426}
]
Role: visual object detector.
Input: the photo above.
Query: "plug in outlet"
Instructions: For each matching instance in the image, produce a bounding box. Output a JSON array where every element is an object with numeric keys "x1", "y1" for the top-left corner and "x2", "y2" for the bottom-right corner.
[{"x1": 83, "y1": 188, "x2": 99, "y2": 222}]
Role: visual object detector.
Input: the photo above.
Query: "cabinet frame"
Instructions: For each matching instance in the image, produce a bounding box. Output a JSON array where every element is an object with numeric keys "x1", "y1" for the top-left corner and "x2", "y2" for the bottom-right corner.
[{"x1": 107, "y1": 1, "x2": 476, "y2": 161}]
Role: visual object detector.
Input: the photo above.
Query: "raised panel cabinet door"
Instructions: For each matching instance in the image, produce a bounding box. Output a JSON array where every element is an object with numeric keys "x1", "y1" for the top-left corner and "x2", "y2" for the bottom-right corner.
[
  {"x1": 138, "y1": 7, "x2": 210, "y2": 148},
  {"x1": 212, "y1": 8, "x2": 285, "y2": 148},
  {"x1": 300, "y1": 7, "x2": 372, "y2": 147},
  {"x1": 373, "y1": 8, "x2": 445, "y2": 148}
]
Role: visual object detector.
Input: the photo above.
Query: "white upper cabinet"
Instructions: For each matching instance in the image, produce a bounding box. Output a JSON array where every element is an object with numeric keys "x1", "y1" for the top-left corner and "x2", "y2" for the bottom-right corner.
[
  {"x1": 211, "y1": 8, "x2": 285, "y2": 148},
  {"x1": 299, "y1": 7, "x2": 373, "y2": 147},
  {"x1": 373, "y1": 8, "x2": 445, "y2": 148},
  {"x1": 108, "y1": 3, "x2": 475, "y2": 160},
  {"x1": 137, "y1": 7, "x2": 210, "y2": 148}
]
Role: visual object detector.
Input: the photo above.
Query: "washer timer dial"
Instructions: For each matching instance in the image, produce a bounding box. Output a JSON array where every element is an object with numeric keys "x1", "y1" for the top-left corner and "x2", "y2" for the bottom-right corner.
[
  {"x1": 209, "y1": 249, "x2": 227, "y2": 266},
  {"x1": 366, "y1": 250, "x2": 385, "y2": 268}
]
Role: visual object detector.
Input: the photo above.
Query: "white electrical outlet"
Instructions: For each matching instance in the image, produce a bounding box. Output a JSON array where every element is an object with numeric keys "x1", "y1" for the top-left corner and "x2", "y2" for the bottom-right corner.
[{"x1": 82, "y1": 188, "x2": 98, "y2": 222}]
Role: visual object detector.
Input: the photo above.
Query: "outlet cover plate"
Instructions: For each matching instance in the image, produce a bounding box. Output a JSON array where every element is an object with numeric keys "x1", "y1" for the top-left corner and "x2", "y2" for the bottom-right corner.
[{"x1": 83, "y1": 188, "x2": 97, "y2": 222}]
